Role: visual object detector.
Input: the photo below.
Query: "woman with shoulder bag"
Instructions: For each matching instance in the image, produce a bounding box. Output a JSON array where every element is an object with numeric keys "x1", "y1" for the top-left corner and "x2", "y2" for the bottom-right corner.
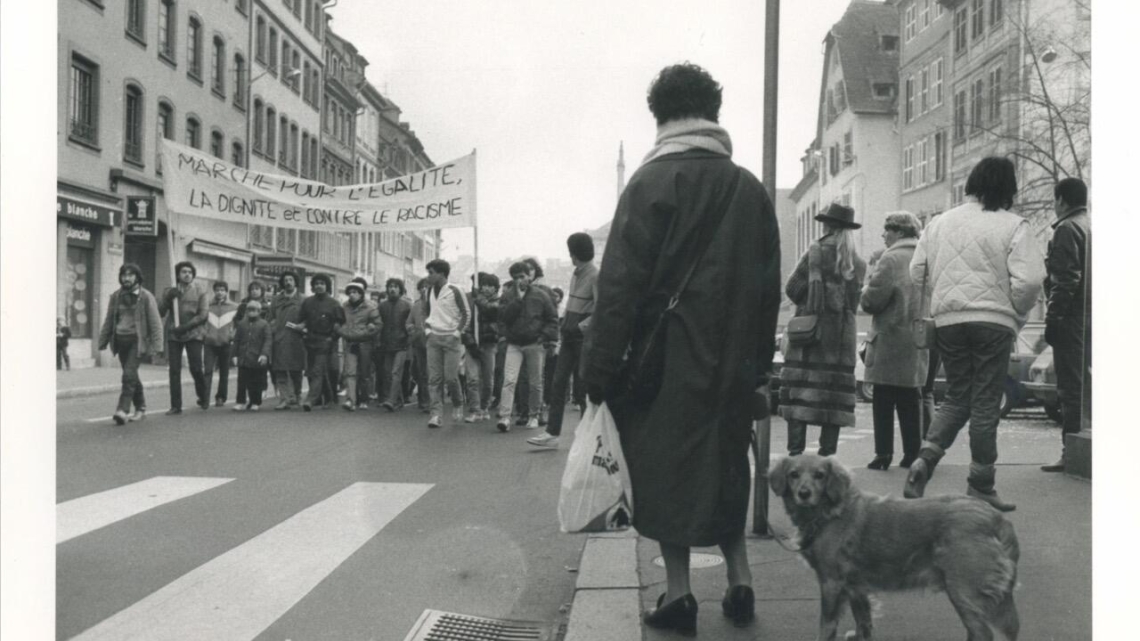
[
  {"x1": 859, "y1": 212, "x2": 929, "y2": 470},
  {"x1": 780, "y1": 202, "x2": 867, "y2": 457}
]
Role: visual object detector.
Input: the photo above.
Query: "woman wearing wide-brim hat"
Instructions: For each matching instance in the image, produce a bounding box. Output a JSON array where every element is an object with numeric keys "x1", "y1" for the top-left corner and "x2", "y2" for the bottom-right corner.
[{"x1": 779, "y1": 202, "x2": 867, "y2": 457}]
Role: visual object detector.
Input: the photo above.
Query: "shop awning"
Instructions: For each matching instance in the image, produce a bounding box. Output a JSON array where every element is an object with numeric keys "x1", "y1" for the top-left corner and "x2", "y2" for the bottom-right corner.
[{"x1": 188, "y1": 239, "x2": 254, "y2": 263}]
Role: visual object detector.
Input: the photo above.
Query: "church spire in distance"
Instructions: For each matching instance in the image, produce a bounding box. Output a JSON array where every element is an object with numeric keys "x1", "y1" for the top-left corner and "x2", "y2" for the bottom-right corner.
[{"x1": 616, "y1": 141, "x2": 626, "y2": 201}]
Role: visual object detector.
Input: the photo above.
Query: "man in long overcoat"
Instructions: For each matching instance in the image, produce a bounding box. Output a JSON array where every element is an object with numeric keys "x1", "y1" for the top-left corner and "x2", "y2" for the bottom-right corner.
[
  {"x1": 582, "y1": 63, "x2": 781, "y2": 633},
  {"x1": 269, "y1": 271, "x2": 306, "y2": 409}
]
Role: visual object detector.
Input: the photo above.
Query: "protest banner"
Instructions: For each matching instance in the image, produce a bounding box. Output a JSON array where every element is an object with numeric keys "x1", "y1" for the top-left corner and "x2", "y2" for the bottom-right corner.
[{"x1": 159, "y1": 139, "x2": 477, "y2": 233}]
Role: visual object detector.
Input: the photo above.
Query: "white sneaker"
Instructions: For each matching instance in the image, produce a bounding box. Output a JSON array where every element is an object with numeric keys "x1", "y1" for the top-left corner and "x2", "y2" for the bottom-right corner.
[
  {"x1": 464, "y1": 412, "x2": 480, "y2": 423},
  {"x1": 249, "y1": 405, "x2": 260, "y2": 412},
  {"x1": 452, "y1": 408, "x2": 465, "y2": 423},
  {"x1": 527, "y1": 433, "x2": 560, "y2": 449},
  {"x1": 496, "y1": 418, "x2": 511, "y2": 433},
  {"x1": 232, "y1": 405, "x2": 246, "y2": 412},
  {"x1": 526, "y1": 417, "x2": 540, "y2": 430},
  {"x1": 428, "y1": 415, "x2": 442, "y2": 428}
]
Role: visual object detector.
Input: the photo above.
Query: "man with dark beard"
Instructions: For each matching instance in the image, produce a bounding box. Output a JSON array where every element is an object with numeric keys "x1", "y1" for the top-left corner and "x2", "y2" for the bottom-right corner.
[
  {"x1": 268, "y1": 271, "x2": 306, "y2": 410},
  {"x1": 296, "y1": 273, "x2": 345, "y2": 411},
  {"x1": 158, "y1": 261, "x2": 211, "y2": 413},
  {"x1": 98, "y1": 264, "x2": 164, "y2": 424}
]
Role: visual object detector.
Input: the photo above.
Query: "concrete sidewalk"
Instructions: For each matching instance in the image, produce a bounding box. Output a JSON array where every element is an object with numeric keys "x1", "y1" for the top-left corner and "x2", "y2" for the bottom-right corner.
[
  {"x1": 56, "y1": 363, "x2": 236, "y2": 400},
  {"x1": 566, "y1": 463, "x2": 1091, "y2": 640}
]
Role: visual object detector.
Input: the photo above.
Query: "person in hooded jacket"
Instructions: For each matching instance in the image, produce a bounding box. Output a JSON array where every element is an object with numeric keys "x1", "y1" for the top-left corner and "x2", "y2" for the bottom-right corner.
[
  {"x1": 98, "y1": 263, "x2": 164, "y2": 424},
  {"x1": 203, "y1": 281, "x2": 239, "y2": 407},
  {"x1": 339, "y1": 279, "x2": 381, "y2": 411},
  {"x1": 234, "y1": 280, "x2": 269, "y2": 406},
  {"x1": 268, "y1": 271, "x2": 306, "y2": 410},
  {"x1": 296, "y1": 273, "x2": 346, "y2": 411},
  {"x1": 232, "y1": 300, "x2": 273, "y2": 411}
]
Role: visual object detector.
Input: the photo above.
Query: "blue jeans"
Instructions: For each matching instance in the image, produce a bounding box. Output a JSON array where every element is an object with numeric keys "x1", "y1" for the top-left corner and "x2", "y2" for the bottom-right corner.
[
  {"x1": 426, "y1": 333, "x2": 464, "y2": 416},
  {"x1": 378, "y1": 349, "x2": 409, "y2": 407},
  {"x1": 464, "y1": 343, "x2": 498, "y2": 412},
  {"x1": 203, "y1": 344, "x2": 231, "y2": 403},
  {"x1": 498, "y1": 343, "x2": 545, "y2": 421},
  {"x1": 920, "y1": 323, "x2": 1013, "y2": 493}
]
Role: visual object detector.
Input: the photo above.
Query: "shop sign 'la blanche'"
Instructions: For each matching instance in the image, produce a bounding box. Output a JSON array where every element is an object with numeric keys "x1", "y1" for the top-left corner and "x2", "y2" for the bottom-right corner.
[{"x1": 159, "y1": 139, "x2": 477, "y2": 234}]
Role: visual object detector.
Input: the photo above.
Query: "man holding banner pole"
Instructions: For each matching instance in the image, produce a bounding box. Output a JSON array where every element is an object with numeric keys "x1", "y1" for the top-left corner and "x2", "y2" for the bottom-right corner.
[{"x1": 158, "y1": 261, "x2": 211, "y2": 414}]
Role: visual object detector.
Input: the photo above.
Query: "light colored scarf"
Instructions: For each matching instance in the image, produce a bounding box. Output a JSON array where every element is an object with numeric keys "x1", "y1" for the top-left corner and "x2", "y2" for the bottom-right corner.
[{"x1": 641, "y1": 118, "x2": 733, "y2": 166}]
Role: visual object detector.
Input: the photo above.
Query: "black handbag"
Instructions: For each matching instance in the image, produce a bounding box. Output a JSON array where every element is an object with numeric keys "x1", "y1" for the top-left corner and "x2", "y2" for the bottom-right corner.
[{"x1": 619, "y1": 169, "x2": 741, "y2": 404}]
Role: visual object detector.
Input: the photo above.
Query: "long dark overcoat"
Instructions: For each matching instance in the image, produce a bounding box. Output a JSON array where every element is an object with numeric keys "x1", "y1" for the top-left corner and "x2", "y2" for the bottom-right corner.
[
  {"x1": 860, "y1": 238, "x2": 929, "y2": 388},
  {"x1": 583, "y1": 149, "x2": 781, "y2": 547},
  {"x1": 268, "y1": 291, "x2": 306, "y2": 371},
  {"x1": 779, "y1": 234, "x2": 866, "y2": 427}
]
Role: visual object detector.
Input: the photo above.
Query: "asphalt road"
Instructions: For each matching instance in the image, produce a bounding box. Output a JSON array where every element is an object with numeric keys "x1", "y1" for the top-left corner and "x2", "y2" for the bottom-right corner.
[
  {"x1": 56, "y1": 390, "x2": 586, "y2": 641},
  {"x1": 56, "y1": 386, "x2": 1066, "y2": 641}
]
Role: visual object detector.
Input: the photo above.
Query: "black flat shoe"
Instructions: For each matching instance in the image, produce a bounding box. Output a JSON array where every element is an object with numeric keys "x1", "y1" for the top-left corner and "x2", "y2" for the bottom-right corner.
[
  {"x1": 866, "y1": 455, "x2": 893, "y2": 471},
  {"x1": 644, "y1": 593, "x2": 697, "y2": 636},
  {"x1": 722, "y1": 585, "x2": 755, "y2": 627}
]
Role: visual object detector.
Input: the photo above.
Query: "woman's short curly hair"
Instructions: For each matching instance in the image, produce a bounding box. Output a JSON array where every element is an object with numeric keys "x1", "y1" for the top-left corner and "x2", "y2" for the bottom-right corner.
[{"x1": 647, "y1": 63, "x2": 723, "y2": 125}]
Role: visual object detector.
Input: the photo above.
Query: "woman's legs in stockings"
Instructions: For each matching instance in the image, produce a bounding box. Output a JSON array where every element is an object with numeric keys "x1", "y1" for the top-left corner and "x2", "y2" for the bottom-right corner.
[
  {"x1": 659, "y1": 541, "x2": 692, "y2": 601},
  {"x1": 718, "y1": 531, "x2": 752, "y2": 589}
]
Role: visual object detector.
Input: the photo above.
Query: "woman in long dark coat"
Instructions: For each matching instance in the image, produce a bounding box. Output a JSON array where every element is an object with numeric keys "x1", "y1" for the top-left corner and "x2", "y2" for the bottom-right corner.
[
  {"x1": 268, "y1": 271, "x2": 306, "y2": 409},
  {"x1": 583, "y1": 63, "x2": 781, "y2": 634},
  {"x1": 779, "y1": 203, "x2": 867, "y2": 457}
]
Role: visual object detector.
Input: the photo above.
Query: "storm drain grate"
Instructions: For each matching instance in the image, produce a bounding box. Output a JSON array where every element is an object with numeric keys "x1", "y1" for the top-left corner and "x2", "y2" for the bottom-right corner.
[{"x1": 402, "y1": 609, "x2": 549, "y2": 641}]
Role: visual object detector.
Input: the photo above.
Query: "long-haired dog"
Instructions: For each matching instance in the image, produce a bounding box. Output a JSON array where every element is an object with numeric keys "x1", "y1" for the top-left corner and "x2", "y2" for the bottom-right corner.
[{"x1": 769, "y1": 454, "x2": 1020, "y2": 641}]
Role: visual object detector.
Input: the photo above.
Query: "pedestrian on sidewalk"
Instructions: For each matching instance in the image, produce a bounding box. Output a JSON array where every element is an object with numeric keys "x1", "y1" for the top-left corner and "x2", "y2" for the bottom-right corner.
[
  {"x1": 232, "y1": 301, "x2": 272, "y2": 411},
  {"x1": 56, "y1": 317, "x2": 72, "y2": 371},
  {"x1": 98, "y1": 263, "x2": 164, "y2": 424},
  {"x1": 158, "y1": 261, "x2": 211, "y2": 414},
  {"x1": 582, "y1": 63, "x2": 782, "y2": 634},
  {"x1": 780, "y1": 202, "x2": 867, "y2": 456},
  {"x1": 377, "y1": 278, "x2": 412, "y2": 412},
  {"x1": 462, "y1": 272, "x2": 501, "y2": 422},
  {"x1": 496, "y1": 261, "x2": 558, "y2": 432},
  {"x1": 203, "y1": 281, "x2": 239, "y2": 407},
  {"x1": 296, "y1": 273, "x2": 345, "y2": 412},
  {"x1": 268, "y1": 272, "x2": 306, "y2": 410},
  {"x1": 1042, "y1": 177, "x2": 1091, "y2": 472},
  {"x1": 528, "y1": 233, "x2": 598, "y2": 449},
  {"x1": 903, "y1": 157, "x2": 1045, "y2": 512},
  {"x1": 407, "y1": 278, "x2": 432, "y2": 412},
  {"x1": 860, "y1": 212, "x2": 929, "y2": 470},
  {"x1": 423, "y1": 259, "x2": 470, "y2": 427},
  {"x1": 234, "y1": 280, "x2": 268, "y2": 407},
  {"x1": 339, "y1": 279, "x2": 381, "y2": 411}
]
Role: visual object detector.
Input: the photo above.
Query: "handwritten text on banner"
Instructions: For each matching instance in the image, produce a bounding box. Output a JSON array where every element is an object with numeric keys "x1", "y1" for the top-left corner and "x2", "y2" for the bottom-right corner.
[{"x1": 160, "y1": 140, "x2": 476, "y2": 232}]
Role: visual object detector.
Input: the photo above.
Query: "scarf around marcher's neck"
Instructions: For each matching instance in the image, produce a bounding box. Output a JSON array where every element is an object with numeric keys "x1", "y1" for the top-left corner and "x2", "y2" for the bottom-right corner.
[{"x1": 641, "y1": 118, "x2": 733, "y2": 165}]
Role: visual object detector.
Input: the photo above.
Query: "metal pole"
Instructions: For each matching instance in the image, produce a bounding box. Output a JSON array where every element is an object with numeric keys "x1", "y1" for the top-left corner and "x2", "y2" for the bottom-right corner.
[{"x1": 753, "y1": 0, "x2": 780, "y2": 537}]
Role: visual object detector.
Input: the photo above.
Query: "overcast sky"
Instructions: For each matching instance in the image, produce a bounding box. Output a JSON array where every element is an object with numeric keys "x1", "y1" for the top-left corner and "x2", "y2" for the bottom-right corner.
[{"x1": 327, "y1": 0, "x2": 857, "y2": 264}]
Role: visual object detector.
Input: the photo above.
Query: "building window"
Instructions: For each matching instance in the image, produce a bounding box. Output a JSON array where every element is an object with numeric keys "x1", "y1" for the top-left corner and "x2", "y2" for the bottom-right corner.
[
  {"x1": 291, "y1": 51, "x2": 301, "y2": 93},
  {"x1": 293, "y1": 0, "x2": 302, "y2": 20},
  {"x1": 917, "y1": 137, "x2": 929, "y2": 186},
  {"x1": 185, "y1": 116, "x2": 200, "y2": 148},
  {"x1": 255, "y1": 16, "x2": 266, "y2": 63},
  {"x1": 290, "y1": 122, "x2": 299, "y2": 168},
  {"x1": 123, "y1": 84, "x2": 144, "y2": 165},
  {"x1": 989, "y1": 66, "x2": 1002, "y2": 122},
  {"x1": 302, "y1": 131, "x2": 310, "y2": 177},
  {"x1": 211, "y1": 130, "x2": 224, "y2": 158},
  {"x1": 954, "y1": 90, "x2": 967, "y2": 140},
  {"x1": 872, "y1": 83, "x2": 895, "y2": 99},
  {"x1": 881, "y1": 35, "x2": 898, "y2": 51},
  {"x1": 919, "y1": 0, "x2": 931, "y2": 30},
  {"x1": 954, "y1": 7, "x2": 968, "y2": 55},
  {"x1": 920, "y1": 68, "x2": 930, "y2": 114},
  {"x1": 279, "y1": 115, "x2": 289, "y2": 165},
  {"x1": 211, "y1": 37, "x2": 225, "y2": 96},
  {"x1": 266, "y1": 107, "x2": 276, "y2": 157},
  {"x1": 952, "y1": 181, "x2": 965, "y2": 205},
  {"x1": 234, "y1": 54, "x2": 246, "y2": 109},
  {"x1": 971, "y1": 78, "x2": 985, "y2": 129},
  {"x1": 933, "y1": 58, "x2": 944, "y2": 106},
  {"x1": 304, "y1": 0, "x2": 314, "y2": 31},
  {"x1": 268, "y1": 28, "x2": 278, "y2": 72},
  {"x1": 253, "y1": 99, "x2": 264, "y2": 153},
  {"x1": 126, "y1": 0, "x2": 146, "y2": 43},
  {"x1": 825, "y1": 88, "x2": 835, "y2": 123},
  {"x1": 990, "y1": 0, "x2": 1003, "y2": 27},
  {"x1": 232, "y1": 141, "x2": 244, "y2": 167},
  {"x1": 904, "y1": 4, "x2": 916, "y2": 42},
  {"x1": 834, "y1": 80, "x2": 847, "y2": 113},
  {"x1": 310, "y1": 138, "x2": 318, "y2": 178},
  {"x1": 843, "y1": 131, "x2": 853, "y2": 166},
  {"x1": 69, "y1": 55, "x2": 99, "y2": 146},
  {"x1": 905, "y1": 77, "x2": 914, "y2": 122},
  {"x1": 236, "y1": 0, "x2": 247, "y2": 16},
  {"x1": 302, "y1": 60, "x2": 311, "y2": 104},
  {"x1": 971, "y1": 0, "x2": 984, "y2": 40},
  {"x1": 156, "y1": 100, "x2": 173, "y2": 171},
  {"x1": 311, "y1": 69, "x2": 320, "y2": 108},
  {"x1": 903, "y1": 145, "x2": 914, "y2": 190},
  {"x1": 282, "y1": 40, "x2": 292, "y2": 83},
  {"x1": 934, "y1": 131, "x2": 945, "y2": 181},
  {"x1": 158, "y1": 0, "x2": 176, "y2": 61},
  {"x1": 187, "y1": 17, "x2": 202, "y2": 79}
]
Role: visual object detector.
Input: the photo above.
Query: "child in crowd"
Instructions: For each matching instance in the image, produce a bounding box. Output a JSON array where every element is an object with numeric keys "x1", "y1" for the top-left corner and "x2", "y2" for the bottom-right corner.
[
  {"x1": 233, "y1": 300, "x2": 273, "y2": 411},
  {"x1": 57, "y1": 316, "x2": 72, "y2": 371}
]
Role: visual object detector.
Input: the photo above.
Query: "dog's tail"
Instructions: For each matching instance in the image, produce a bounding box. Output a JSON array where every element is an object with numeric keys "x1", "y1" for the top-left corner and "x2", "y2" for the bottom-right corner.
[{"x1": 989, "y1": 519, "x2": 1021, "y2": 640}]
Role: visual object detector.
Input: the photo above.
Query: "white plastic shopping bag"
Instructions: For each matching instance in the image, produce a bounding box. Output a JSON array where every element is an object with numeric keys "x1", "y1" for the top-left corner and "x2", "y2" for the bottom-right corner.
[{"x1": 558, "y1": 402, "x2": 634, "y2": 533}]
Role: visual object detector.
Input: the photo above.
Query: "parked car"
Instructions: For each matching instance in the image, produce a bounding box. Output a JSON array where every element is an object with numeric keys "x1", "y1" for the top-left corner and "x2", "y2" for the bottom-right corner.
[
  {"x1": 1001, "y1": 322, "x2": 1049, "y2": 417},
  {"x1": 1024, "y1": 345, "x2": 1063, "y2": 423}
]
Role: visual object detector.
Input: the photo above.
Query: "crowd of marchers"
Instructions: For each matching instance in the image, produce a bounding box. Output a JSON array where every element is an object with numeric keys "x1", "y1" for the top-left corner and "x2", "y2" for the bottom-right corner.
[{"x1": 95, "y1": 232, "x2": 601, "y2": 451}]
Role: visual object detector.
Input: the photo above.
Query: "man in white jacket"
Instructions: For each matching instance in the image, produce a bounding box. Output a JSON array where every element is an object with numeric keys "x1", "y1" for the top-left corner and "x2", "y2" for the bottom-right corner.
[{"x1": 903, "y1": 157, "x2": 1045, "y2": 512}]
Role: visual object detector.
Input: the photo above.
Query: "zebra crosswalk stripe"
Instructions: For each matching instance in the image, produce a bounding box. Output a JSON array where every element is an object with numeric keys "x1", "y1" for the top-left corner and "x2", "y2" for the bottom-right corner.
[
  {"x1": 57, "y1": 476, "x2": 234, "y2": 545},
  {"x1": 70, "y1": 482, "x2": 432, "y2": 641}
]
